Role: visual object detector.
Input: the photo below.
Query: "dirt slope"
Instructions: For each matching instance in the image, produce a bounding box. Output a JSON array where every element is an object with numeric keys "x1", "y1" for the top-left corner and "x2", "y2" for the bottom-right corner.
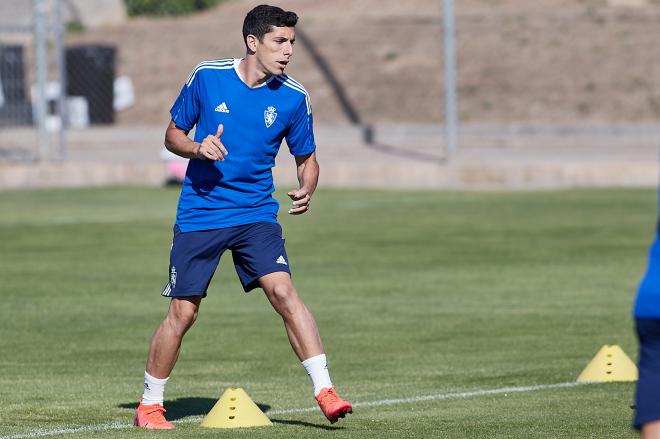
[{"x1": 66, "y1": 0, "x2": 660, "y2": 125}]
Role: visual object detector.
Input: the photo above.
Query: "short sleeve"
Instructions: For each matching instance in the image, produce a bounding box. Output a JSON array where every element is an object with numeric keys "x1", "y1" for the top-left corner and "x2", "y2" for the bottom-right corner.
[
  {"x1": 169, "y1": 71, "x2": 200, "y2": 132},
  {"x1": 285, "y1": 95, "x2": 316, "y2": 157}
]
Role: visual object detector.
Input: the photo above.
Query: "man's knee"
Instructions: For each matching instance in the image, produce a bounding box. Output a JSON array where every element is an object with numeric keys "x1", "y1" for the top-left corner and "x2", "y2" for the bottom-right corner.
[
  {"x1": 267, "y1": 283, "x2": 302, "y2": 315},
  {"x1": 166, "y1": 298, "x2": 200, "y2": 333}
]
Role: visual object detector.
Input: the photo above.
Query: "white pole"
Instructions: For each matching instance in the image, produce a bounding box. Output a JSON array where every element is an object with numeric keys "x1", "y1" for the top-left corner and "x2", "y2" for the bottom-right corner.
[
  {"x1": 33, "y1": 0, "x2": 49, "y2": 161},
  {"x1": 442, "y1": 0, "x2": 458, "y2": 156},
  {"x1": 55, "y1": 0, "x2": 67, "y2": 160}
]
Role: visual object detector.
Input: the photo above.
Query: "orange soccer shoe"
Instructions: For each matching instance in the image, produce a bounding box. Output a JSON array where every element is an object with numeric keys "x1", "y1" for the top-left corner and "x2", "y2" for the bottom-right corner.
[
  {"x1": 133, "y1": 402, "x2": 176, "y2": 430},
  {"x1": 315, "y1": 387, "x2": 353, "y2": 423}
]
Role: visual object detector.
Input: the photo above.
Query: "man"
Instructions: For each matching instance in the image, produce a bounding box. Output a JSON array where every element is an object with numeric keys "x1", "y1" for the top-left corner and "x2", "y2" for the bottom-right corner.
[
  {"x1": 133, "y1": 5, "x2": 352, "y2": 429},
  {"x1": 633, "y1": 212, "x2": 660, "y2": 438}
]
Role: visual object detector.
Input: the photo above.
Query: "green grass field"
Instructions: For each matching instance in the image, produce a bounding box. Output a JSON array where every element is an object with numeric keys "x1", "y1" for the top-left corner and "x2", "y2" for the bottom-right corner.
[{"x1": 0, "y1": 186, "x2": 656, "y2": 438}]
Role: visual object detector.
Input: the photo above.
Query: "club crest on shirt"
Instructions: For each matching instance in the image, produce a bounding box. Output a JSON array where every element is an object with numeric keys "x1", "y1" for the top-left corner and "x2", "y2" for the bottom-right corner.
[{"x1": 264, "y1": 106, "x2": 277, "y2": 128}]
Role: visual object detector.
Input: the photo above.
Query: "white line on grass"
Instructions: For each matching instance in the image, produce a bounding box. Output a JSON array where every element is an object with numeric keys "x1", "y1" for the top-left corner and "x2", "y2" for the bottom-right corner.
[
  {"x1": 0, "y1": 381, "x2": 588, "y2": 439},
  {"x1": 0, "y1": 422, "x2": 131, "y2": 439},
  {"x1": 276, "y1": 381, "x2": 585, "y2": 415}
]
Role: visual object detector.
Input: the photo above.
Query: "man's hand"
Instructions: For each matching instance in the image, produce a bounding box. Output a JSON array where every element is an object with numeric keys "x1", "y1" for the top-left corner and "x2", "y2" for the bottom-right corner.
[
  {"x1": 287, "y1": 188, "x2": 311, "y2": 215},
  {"x1": 195, "y1": 124, "x2": 228, "y2": 161}
]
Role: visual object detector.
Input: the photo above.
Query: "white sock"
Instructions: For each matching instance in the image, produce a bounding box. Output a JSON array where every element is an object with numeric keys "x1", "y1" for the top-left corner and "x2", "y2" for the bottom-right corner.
[
  {"x1": 302, "y1": 353, "x2": 333, "y2": 396},
  {"x1": 142, "y1": 371, "x2": 169, "y2": 405}
]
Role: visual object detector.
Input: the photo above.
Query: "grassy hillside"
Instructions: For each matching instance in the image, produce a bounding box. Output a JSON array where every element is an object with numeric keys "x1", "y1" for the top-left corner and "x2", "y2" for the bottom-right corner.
[{"x1": 66, "y1": 0, "x2": 660, "y2": 125}]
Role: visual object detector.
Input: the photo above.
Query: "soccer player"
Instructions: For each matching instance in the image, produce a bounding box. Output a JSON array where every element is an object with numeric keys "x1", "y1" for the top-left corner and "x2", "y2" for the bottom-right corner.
[
  {"x1": 633, "y1": 212, "x2": 660, "y2": 438},
  {"x1": 133, "y1": 5, "x2": 352, "y2": 430}
]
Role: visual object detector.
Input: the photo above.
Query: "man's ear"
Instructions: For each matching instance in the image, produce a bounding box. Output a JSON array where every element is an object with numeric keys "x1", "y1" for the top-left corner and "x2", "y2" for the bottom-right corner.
[{"x1": 246, "y1": 34, "x2": 258, "y2": 52}]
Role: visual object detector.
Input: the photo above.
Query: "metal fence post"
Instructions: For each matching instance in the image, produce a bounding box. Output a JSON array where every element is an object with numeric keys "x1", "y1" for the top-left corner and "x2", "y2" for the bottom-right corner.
[
  {"x1": 55, "y1": 0, "x2": 67, "y2": 160},
  {"x1": 32, "y1": 0, "x2": 48, "y2": 161},
  {"x1": 442, "y1": 0, "x2": 458, "y2": 157}
]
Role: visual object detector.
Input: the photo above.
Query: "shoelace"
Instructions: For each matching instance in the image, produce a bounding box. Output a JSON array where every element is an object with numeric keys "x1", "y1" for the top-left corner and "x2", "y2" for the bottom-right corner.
[
  {"x1": 142, "y1": 405, "x2": 167, "y2": 418},
  {"x1": 318, "y1": 389, "x2": 339, "y2": 405}
]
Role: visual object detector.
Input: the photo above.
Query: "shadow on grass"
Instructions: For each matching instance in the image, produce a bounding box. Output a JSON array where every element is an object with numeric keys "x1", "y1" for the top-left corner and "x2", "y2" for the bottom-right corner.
[
  {"x1": 119, "y1": 399, "x2": 344, "y2": 430},
  {"x1": 271, "y1": 418, "x2": 343, "y2": 430},
  {"x1": 119, "y1": 398, "x2": 271, "y2": 421}
]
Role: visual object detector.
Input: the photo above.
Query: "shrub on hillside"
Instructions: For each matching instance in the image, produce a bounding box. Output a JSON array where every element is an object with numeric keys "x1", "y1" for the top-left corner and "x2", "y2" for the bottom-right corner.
[{"x1": 125, "y1": 0, "x2": 223, "y2": 16}]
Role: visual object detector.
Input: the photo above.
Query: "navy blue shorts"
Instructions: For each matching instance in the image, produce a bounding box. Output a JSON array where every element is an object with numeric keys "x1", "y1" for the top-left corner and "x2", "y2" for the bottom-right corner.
[
  {"x1": 634, "y1": 318, "x2": 660, "y2": 429},
  {"x1": 161, "y1": 222, "x2": 291, "y2": 297}
]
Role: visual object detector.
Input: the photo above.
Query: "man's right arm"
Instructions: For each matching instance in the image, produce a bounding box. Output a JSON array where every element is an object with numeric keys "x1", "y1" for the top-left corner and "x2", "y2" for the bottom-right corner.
[
  {"x1": 164, "y1": 120, "x2": 202, "y2": 159},
  {"x1": 164, "y1": 121, "x2": 228, "y2": 161}
]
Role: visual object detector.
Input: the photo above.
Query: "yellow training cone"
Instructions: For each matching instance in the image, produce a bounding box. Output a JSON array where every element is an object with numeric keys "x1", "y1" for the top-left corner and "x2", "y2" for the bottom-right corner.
[
  {"x1": 201, "y1": 387, "x2": 273, "y2": 429},
  {"x1": 577, "y1": 344, "x2": 638, "y2": 382}
]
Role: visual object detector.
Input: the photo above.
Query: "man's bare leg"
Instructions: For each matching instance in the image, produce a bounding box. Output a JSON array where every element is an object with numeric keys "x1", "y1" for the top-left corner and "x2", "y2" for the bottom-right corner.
[
  {"x1": 146, "y1": 296, "x2": 202, "y2": 378},
  {"x1": 259, "y1": 272, "x2": 322, "y2": 360},
  {"x1": 135, "y1": 297, "x2": 201, "y2": 429},
  {"x1": 259, "y1": 272, "x2": 352, "y2": 423},
  {"x1": 642, "y1": 420, "x2": 660, "y2": 439}
]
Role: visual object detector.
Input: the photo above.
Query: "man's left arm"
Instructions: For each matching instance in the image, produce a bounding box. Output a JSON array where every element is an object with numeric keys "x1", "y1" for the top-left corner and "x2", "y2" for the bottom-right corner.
[{"x1": 287, "y1": 151, "x2": 319, "y2": 215}]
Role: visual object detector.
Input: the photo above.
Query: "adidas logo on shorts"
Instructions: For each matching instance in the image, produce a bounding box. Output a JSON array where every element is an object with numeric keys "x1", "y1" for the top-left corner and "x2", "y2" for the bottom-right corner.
[{"x1": 276, "y1": 255, "x2": 288, "y2": 265}]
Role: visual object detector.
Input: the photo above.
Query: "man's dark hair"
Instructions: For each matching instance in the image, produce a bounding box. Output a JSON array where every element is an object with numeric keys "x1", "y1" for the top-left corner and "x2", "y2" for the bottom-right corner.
[{"x1": 242, "y1": 5, "x2": 298, "y2": 46}]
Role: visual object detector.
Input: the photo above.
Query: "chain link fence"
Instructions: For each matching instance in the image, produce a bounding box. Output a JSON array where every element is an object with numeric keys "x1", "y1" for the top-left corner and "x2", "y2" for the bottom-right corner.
[
  {"x1": 0, "y1": 0, "x2": 67, "y2": 161},
  {"x1": 0, "y1": 1, "x2": 38, "y2": 161},
  {"x1": 0, "y1": 0, "x2": 126, "y2": 162},
  {"x1": 0, "y1": 44, "x2": 32, "y2": 128}
]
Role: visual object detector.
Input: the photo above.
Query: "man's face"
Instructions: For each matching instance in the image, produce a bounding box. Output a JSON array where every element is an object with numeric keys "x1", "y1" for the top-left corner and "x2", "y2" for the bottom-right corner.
[{"x1": 254, "y1": 26, "x2": 295, "y2": 76}]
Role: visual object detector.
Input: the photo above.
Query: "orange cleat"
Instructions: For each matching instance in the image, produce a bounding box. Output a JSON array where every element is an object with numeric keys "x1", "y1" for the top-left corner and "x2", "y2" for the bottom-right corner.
[
  {"x1": 315, "y1": 387, "x2": 353, "y2": 423},
  {"x1": 133, "y1": 402, "x2": 176, "y2": 430}
]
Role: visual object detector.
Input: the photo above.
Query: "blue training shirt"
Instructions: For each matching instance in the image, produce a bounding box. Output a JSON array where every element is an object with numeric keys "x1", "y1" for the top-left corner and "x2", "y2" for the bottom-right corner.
[
  {"x1": 634, "y1": 189, "x2": 660, "y2": 318},
  {"x1": 169, "y1": 58, "x2": 316, "y2": 232},
  {"x1": 634, "y1": 216, "x2": 660, "y2": 318}
]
